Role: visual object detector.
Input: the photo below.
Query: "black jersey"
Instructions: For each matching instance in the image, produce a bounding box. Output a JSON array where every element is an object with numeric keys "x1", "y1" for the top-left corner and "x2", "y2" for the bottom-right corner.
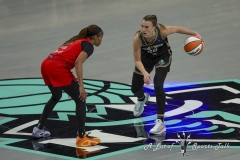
[{"x1": 138, "y1": 25, "x2": 172, "y2": 59}]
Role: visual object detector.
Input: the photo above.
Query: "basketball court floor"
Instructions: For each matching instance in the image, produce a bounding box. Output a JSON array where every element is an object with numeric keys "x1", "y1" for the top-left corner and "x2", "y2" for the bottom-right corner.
[{"x1": 0, "y1": 0, "x2": 240, "y2": 159}]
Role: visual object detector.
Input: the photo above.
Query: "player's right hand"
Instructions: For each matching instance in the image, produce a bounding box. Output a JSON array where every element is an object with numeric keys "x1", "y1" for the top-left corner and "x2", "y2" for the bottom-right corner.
[{"x1": 143, "y1": 73, "x2": 151, "y2": 85}]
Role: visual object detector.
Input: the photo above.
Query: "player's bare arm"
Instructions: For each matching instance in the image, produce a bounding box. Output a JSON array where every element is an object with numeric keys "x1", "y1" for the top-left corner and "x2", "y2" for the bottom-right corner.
[{"x1": 161, "y1": 26, "x2": 201, "y2": 39}]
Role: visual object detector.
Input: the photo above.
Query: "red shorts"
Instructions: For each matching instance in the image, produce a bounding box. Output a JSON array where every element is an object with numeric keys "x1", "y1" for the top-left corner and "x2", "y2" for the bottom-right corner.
[{"x1": 41, "y1": 57, "x2": 77, "y2": 87}]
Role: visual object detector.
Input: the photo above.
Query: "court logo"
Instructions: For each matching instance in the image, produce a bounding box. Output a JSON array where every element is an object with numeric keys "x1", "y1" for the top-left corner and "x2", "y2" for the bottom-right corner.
[
  {"x1": 176, "y1": 131, "x2": 192, "y2": 156},
  {"x1": 0, "y1": 78, "x2": 240, "y2": 159}
]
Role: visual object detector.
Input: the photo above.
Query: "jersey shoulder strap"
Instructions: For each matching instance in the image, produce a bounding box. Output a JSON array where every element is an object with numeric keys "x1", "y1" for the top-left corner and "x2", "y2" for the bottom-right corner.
[{"x1": 156, "y1": 24, "x2": 164, "y2": 41}]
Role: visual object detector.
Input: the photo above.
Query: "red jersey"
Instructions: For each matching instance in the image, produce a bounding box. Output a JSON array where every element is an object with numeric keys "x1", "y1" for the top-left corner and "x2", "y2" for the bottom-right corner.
[
  {"x1": 50, "y1": 38, "x2": 91, "y2": 69},
  {"x1": 41, "y1": 38, "x2": 91, "y2": 87}
]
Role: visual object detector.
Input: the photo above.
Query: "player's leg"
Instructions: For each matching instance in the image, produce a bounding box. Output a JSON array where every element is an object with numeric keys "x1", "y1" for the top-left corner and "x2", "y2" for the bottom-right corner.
[
  {"x1": 131, "y1": 67, "x2": 151, "y2": 117},
  {"x1": 32, "y1": 85, "x2": 62, "y2": 138},
  {"x1": 62, "y1": 81, "x2": 100, "y2": 147},
  {"x1": 149, "y1": 58, "x2": 170, "y2": 135}
]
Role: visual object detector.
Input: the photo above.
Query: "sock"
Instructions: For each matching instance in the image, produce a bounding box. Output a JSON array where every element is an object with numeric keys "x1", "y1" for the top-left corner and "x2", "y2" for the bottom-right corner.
[
  {"x1": 138, "y1": 95, "x2": 145, "y2": 101},
  {"x1": 157, "y1": 115, "x2": 164, "y2": 122}
]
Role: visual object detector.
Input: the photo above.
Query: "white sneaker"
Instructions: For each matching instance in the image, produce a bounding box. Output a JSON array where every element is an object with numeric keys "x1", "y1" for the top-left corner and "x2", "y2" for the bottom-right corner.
[
  {"x1": 133, "y1": 93, "x2": 150, "y2": 117},
  {"x1": 149, "y1": 119, "x2": 166, "y2": 135},
  {"x1": 32, "y1": 137, "x2": 50, "y2": 150},
  {"x1": 149, "y1": 132, "x2": 166, "y2": 144},
  {"x1": 133, "y1": 119, "x2": 148, "y2": 138},
  {"x1": 32, "y1": 126, "x2": 51, "y2": 138}
]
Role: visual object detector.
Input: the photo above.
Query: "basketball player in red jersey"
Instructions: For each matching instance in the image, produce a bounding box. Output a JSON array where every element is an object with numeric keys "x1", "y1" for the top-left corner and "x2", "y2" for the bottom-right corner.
[
  {"x1": 32, "y1": 25, "x2": 103, "y2": 147},
  {"x1": 131, "y1": 15, "x2": 202, "y2": 135}
]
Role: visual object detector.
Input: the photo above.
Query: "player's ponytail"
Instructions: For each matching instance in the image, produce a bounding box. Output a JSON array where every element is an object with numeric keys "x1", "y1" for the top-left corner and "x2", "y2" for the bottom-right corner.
[{"x1": 61, "y1": 25, "x2": 103, "y2": 46}]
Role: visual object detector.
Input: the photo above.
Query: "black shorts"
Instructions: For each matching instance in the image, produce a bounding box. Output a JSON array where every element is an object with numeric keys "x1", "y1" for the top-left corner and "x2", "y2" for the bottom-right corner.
[{"x1": 134, "y1": 55, "x2": 172, "y2": 75}]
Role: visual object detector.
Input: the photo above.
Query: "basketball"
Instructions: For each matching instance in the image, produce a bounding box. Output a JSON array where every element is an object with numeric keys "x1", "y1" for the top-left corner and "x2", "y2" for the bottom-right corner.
[{"x1": 184, "y1": 36, "x2": 204, "y2": 56}]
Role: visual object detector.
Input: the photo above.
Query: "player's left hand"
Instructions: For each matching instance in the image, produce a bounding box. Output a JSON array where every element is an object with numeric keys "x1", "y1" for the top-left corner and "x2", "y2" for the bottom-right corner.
[{"x1": 79, "y1": 86, "x2": 87, "y2": 101}]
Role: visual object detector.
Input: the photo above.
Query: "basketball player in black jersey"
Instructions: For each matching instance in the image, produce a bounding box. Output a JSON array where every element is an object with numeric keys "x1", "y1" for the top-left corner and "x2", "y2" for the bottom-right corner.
[{"x1": 131, "y1": 15, "x2": 202, "y2": 135}]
